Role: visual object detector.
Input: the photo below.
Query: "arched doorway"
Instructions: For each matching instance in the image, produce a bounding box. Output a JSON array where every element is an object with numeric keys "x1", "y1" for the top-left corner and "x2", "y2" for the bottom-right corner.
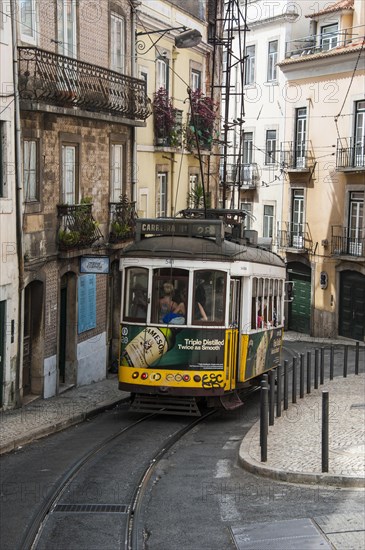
[
  {"x1": 287, "y1": 262, "x2": 311, "y2": 333},
  {"x1": 339, "y1": 271, "x2": 365, "y2": 341},
  {"x1": 23, "y1": 281, "x2": 44, "y2": 397},
  {"x1": 59, "y1": 272, "x2": 77, "y2": 388}
]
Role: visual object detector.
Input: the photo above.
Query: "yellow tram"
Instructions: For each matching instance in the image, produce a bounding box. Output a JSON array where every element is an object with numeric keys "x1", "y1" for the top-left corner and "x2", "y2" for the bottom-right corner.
[{"x1": 118, "y1": 217, "x2": 286, "y2": 414}]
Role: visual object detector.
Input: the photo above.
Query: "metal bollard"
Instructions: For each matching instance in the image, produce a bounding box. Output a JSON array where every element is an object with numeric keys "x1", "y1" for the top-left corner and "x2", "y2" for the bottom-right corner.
[
  {"x1": 330, "y1": 346, "x2": 334, "y2": 380},
  {"x1": 320, "y1": 347, "x2": 325, "y2": 385},
  {"x1": 269, "y1": 369, "x2": 275, "y2": 426},
  {"x1": 343, "y1": 345, "x2": 348, "y2": 378},
  {"x1": 283, "y1": 360, "x2": 288, "y2": 410},
  {"x1": 276, "y1": 364, "x2": 282, "y2": 417},
  {"x1": 260, "y1": 383, "x2": 268, "y2": 462},
  {"x1": 292, "y1": 357, "x2": 297, "y2": 404},
  {"x1": 355, "y1": 341, "x2": 359, "y2": 375},
  {"x1": 300, "y1": 353, "x2": 305, "y2": 398},
  {"x1": 307, "y1": 351, "x2": 311, "y2": 394},
  {"x1": 322, "y1": 391, "x2": 329, "y2": 473},
  {"x1": 314, "y1": 349, "x2": 319, "y2": 389}
]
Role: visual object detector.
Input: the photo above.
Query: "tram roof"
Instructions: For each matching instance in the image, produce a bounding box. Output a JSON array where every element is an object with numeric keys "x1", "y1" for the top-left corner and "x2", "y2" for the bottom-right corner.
[{"x1": 121, "y1": 235, "x2": 285, "y2": 266}]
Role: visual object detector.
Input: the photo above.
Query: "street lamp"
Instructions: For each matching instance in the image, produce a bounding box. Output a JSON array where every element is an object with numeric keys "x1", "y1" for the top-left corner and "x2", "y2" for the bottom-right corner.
[{"x1": 136, "y1": 27, "x2": 202, "y2": 53}]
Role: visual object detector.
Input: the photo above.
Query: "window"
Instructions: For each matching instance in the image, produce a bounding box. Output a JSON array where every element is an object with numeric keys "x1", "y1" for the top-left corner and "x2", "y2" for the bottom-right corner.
[
  {"x1": 193, "y1": 270, "x2": 226, "y2": 325},
  {"x1": 19, "y1": 0, "x2": 37, "y2": 43},
  {"x1": 263, "y1": 205, "x2": 274, "y2": 238},
  {"x1": 57, "y1": 0, "x2": 77, "y2": 58},
  {"x1": 291, "y1": 189, "x2": 304, "y2": 248},
  {"x1": 156, "y1": 172, "x2": 167, "y2": 217},
  {"x1": 61, "y1": 145, "x2": 78, "y2": 204},
  {"x1": 23, "y1": 139, "x2": 39, "y2": 201},
  {"x1": 265, "y1": 130, "x2": 277, "y2": 165},
  {"x1": 321, "y1": 23, "x2": 338, "y2": 51},
  {"x1": 111, "y1": 13, "x2": 125, "y2": 73},
  {"x1": 295, "y1": 108, "x2": 307, "y2": 168},
  {"x1": 151, "y1": 268, "x2": 188, "y2": 324},
  {"x1": 156, "y1": 58, "x2": 169, "y2": 92},
  {"x1": 245, "y1": 45, "x2": 255, "y2": 85},
  {"x1": 0, "y1": 121, "x2": 5, "y2": 197},
  {"x1": 251, "y1": 277, "x2": 283, "y2": 330},
  {"x1": 354, "y1": 100, "x2": 365, "y2": 167},
  {"x1": 189, "y1": 174, "x2": 203, "y2": 208},
  {"x1": 124, "y1": 267, "x2": 148, "y2": 321},
  {"x1": 110, "y1": 143, "x2": 124, "y2": 202},
  {"x1": 240, "y1": 202, "x2": 252, "y2": 230},
  {"x1": 348, "y1": 191, "x2": 363, "y2": 256},
  {"x1": 267, "y1": 40, "x2": 278, "y2": 82},
  {"x1": 191, "y1": 69, "x2": 201, "y2": 91},
  {"x1": 243, "y1": 132, "x2": 253, "y2": 164}
]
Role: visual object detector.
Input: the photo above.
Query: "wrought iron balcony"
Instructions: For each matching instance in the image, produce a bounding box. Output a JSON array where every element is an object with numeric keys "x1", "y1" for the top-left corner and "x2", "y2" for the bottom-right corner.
[
  {"x1": 285, "y1": 25, "x2": 364, "y2": 58},
  {"x1": 57, "y1": 203, "x2": 103, "y2": 251},
  {"x1": 108, "y1": 197, "x2": 136, "y2": 244},
  {"x1": 331, "y1": 226, "x2": 364, "y2": 257},
  {"x1": 154, "y1": 110, "x2": 183, "y2": 148},
  {"x1": 18, "y1": 47, "x2": 149, "y2": 120},
  {"x1": 221, "y1": 163, "x2": 259, "y2": 188},
  {"x1": 336, "y1": 138, "x2": 365, "y2": 171},
  {"x1": 277, "y1": 222, "x2": 313, "y2": 252},
  {"x1": 281, "y1": 141, "x2": 313, "y2": 171}
]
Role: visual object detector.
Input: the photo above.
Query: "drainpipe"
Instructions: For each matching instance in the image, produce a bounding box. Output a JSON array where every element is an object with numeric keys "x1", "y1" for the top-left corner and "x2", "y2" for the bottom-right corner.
[
  {"x1": 10, "y1": 0, "x2": 25, "y2": 407},
  {"x1": 131, "y1": 1, "x2": 139, "y2": 205}
]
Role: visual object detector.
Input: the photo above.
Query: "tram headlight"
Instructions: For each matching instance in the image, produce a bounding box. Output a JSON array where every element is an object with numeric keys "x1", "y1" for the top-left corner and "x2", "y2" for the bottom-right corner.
[
  {"x1": 183, "y1": 374, "x2": 190, "y2": 382},
  {"x1": 132, "y1": 371, "x2": 139, "y2": 379},
  {"x1": 141, "y1": 372, "x2": 148, "y2": 380},
  {"x1": 193, "y1": 375, "x2": 201, "y2": 382}
]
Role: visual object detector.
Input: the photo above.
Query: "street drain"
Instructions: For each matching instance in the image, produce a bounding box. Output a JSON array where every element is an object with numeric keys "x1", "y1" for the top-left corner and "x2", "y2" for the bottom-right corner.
[{"x1": 54, "y1": 503, "x2": 128, "y2": 513}]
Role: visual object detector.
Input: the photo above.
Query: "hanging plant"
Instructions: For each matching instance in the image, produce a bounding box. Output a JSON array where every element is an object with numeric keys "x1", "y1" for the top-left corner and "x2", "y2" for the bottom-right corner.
[
  {"x1": 186, "y1": 89, "x2": 218, "y2": 150},
  {"x1": 152, "y1": 87, "x2": 176, "y2": 143}
]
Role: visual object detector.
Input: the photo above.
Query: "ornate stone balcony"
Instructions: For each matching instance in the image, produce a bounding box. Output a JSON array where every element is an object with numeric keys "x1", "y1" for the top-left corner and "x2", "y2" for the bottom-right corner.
[{"x1": 18, "y1": 47, "x2": 149, "y2": 121}]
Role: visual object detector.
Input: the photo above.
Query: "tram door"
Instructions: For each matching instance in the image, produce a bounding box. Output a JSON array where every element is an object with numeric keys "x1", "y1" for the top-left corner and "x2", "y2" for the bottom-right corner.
[{"x1": 229, "y1": 278, "x2": 241, "y2": 388}]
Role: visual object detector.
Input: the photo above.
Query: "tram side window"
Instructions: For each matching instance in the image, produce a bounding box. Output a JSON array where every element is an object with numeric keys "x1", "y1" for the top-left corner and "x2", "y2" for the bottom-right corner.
[
  {"x1": 251, "y1": 277, "x2": 283, "y2": 330},
  {"x1": 151, "y1": 268, "x2": 188, "y2": 324},
  {"x1": 124, "y1": 267, "x2": 148, "y2": 321},
  {"x1": 193, "y1": 270, "x2": 226, "y2": 324}
]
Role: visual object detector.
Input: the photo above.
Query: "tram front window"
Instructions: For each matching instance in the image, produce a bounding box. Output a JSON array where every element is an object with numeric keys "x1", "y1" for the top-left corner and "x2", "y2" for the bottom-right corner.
[
  {"x1": 193, "y1": 271, "x2": 226, "y2": 325},
  {"x1": 152, "y1": 268, "x2": 188, "y2": 324},
  {"x1": 124, "y1": 267, "x2": 148, "y2": 321}
]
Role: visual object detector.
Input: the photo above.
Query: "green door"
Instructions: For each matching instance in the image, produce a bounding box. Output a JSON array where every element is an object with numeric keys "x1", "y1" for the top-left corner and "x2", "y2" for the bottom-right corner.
[
  {"x1": 288, "y1": 272, "x2": 311, "y2": 333},
  {"x1": 0, "y1": 301, "x2": 5, "y2": 407},
  {"x1": 339, "y1": 271, "x2": 365, "y2": 341}
]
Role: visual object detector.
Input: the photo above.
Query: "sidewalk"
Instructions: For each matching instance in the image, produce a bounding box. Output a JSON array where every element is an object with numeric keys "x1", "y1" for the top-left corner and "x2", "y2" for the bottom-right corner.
[
  {"x1": 239, "y1": 372, "x2": 365, "y2": 488},
  {"x1": 0, "y1": 375, "x2": 130, "y2": 456}
]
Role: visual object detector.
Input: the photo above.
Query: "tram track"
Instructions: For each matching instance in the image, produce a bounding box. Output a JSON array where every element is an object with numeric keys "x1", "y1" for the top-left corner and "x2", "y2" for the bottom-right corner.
[{"x1": 20, "y1": 409, "x2": 217, "y2": 550}]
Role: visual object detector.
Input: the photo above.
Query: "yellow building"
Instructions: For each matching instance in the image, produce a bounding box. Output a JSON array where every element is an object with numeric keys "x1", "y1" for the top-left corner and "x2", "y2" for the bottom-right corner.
[
  {"x1": 134, "y1": 0, "x2": 221, "y2": 217},
  {"x1": 278, "y1": 0, "x2": 364, "y2": 340}
]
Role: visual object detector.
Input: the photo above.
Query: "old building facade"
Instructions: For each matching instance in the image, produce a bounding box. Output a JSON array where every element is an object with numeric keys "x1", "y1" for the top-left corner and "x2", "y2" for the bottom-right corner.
[
  {"x1": 278, "y1": 0, "x2": 364, "y2": 340},
  {"x1": 15, "y1": 0, "x2": 148, "y2": 403}
]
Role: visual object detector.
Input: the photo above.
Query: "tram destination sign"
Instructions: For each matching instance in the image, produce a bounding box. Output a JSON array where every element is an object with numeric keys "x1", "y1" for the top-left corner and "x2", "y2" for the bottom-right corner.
[{"x1": 136, "y1": 218, "x2": 224, "y2": 242}]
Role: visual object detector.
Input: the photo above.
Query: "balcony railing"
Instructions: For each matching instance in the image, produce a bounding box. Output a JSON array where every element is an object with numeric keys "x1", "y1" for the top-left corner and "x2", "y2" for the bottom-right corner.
[
  {"x1": 281, "y1": 141, "x2": 313, "y2": 170},
  {"x1": 18, "y1": 47, "x2": 149, "y2": 120},
  {"x1": 108, "y1": 198, "x2": 136, "y2": 243},
  {"x1": 277, "y1": 222, "x2": 313, "y2": 252},
  {"x1": 336, "y1": 138, "x2": 365, "y2": 170},
  {"x1": 154, "y1": 109, "x2": 183, "y2": 147},
  {"x1": 220, "y1": 163, "x2": 259, "y2": 188},
  {"x1": 57, "y1": 203, "x2": 103, "y2": 251},
  {"x1": 285, "y1": 26, "x2": 364, "y2": 58},
  {"x1": 331, "y1": 226, "x2": 364, "y2": 257}
]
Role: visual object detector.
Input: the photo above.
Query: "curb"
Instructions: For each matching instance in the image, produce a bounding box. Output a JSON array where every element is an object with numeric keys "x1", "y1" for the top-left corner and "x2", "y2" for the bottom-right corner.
[
  {"x1": 0, "y1": 396, "x2": 130, "y2": 456},
  {"x1": 238, "y1": 430, "x2": 365, "y2": 489}
]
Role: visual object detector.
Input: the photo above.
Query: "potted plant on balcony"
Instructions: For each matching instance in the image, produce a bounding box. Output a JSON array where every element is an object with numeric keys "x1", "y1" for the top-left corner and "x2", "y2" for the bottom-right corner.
[
  {"x1": 153, "y1": 87, "x2": 176, "y2": 146},
  {"x1": 185, "y1": 90, "x2": 217, "y2": 151}
]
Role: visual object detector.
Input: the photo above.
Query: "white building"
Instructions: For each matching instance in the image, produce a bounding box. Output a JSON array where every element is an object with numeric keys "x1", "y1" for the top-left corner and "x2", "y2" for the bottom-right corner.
[{"x1": 0, "y1": 1, "x2": 21, "y2": 408}]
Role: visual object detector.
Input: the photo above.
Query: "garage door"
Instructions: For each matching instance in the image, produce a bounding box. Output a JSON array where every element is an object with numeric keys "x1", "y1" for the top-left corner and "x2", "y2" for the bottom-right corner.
[{"x1": 339, "y1": 271, "x2": 365, "y2": 341}]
